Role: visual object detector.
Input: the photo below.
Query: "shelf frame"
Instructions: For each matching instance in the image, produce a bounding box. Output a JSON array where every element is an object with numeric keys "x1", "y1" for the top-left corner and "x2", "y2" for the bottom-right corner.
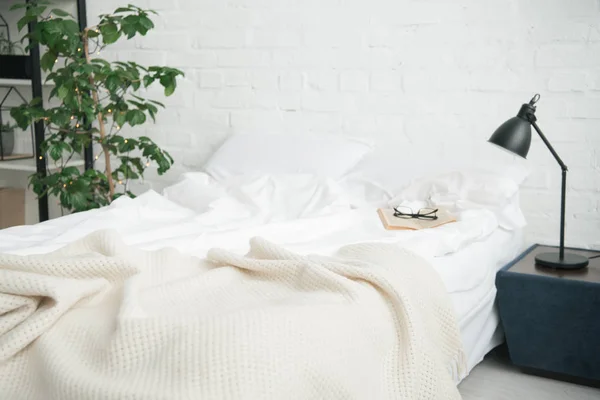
[{"x1": 1, "y1": 0, "x2": 92, "y2": 223}]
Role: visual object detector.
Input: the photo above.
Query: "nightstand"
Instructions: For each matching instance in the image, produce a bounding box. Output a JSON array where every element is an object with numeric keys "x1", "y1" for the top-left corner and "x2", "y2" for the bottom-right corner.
[{"x1": 496, "y1": 245, "x2": 600, "y2": 384}]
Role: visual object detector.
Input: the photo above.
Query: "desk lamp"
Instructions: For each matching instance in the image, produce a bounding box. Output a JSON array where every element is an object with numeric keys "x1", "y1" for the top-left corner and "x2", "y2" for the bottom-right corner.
[{"x1": 488, "y1": 94, "x2": 589, "y2": 270}]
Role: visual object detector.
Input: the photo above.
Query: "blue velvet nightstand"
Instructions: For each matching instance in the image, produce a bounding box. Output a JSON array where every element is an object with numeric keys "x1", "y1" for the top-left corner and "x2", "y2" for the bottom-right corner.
[{"x1": 496, "y1": 245, "x2": 600, "y2": 384}]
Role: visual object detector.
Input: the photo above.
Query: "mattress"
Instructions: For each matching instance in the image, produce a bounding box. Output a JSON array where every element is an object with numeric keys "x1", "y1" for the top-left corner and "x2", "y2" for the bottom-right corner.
[{"x1": 432, "y1": 227, "x2": 525, "y2": 379}]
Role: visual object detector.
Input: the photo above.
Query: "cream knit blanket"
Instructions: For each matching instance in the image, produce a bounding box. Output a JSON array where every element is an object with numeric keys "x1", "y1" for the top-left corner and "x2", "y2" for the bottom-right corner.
[{"x1": 0, "y1": 230, "x2": 465, "y2": 400}]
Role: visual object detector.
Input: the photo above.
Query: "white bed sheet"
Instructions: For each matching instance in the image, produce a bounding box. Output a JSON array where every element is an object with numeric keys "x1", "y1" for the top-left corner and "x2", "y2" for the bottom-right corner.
[
  {"x1": 0, "y1": 188, "x2": 524, "y2": 380},
  {"x1": 433, "y1": 228, "x2": 525, "y2": 380}
]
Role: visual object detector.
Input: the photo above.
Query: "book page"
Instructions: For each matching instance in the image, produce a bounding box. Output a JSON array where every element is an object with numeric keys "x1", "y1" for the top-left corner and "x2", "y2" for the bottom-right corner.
[{"x1": 378, "y1": 208, "x2": 456, "y2": 231}]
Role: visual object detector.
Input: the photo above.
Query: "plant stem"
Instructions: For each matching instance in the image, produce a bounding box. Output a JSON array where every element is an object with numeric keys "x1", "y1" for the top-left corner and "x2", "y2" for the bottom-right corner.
[
  {"x1": 46, "y1": 126, "x2": 90, "y2": 135},
  {"x1": 83, "y1": 28, "x2": 115, "y2": 200},
  {"x1": 61, "y1": 150, "x2": 76, "y2": 169}
]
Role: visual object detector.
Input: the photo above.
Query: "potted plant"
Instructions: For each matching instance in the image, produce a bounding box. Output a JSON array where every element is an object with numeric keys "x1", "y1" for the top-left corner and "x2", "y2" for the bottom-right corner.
[
  {"x1": 0, "y1": 14, "x2": 32, "y2": 79},
  {"x1": 10, "y1": 2, "x2": 184, "y2": 212},
  {"x1": 0, "y1": 122, "x2": 15, "y2": 158}
]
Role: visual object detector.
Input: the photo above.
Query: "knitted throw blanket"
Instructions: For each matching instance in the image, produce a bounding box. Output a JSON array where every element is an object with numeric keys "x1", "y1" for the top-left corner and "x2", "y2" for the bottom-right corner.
[{"x1": 0, "y1": 230, "x2": 465, "y2": 400}]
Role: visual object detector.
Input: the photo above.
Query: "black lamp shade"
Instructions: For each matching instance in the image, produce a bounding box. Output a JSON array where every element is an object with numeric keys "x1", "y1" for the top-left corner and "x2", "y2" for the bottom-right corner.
[{"x1": 488, "y1": 116, "x2": 532, "y2": 159}]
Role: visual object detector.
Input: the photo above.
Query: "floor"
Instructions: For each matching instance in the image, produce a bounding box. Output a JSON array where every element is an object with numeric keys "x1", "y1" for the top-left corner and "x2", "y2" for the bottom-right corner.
[{"x1": 459, "y1": 347, "x2": 600, "y2": 400}]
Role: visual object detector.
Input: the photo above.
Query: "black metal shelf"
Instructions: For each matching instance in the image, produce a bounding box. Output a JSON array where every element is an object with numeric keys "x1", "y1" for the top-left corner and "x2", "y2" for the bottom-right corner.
[{"x1": 1, "y1": 0, "x2": 92, "y2": 223}]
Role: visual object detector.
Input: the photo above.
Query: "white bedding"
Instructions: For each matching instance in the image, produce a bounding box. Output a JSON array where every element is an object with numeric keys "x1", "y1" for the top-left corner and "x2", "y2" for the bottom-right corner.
[
  {"x1": 439, "y1": 228, "x2": 524, "y2": 376},
  {"x1": 0, "y1": 172, "x2": 525, "y2": 383},
  {"x1": 1, "y1": 231, "x2": 466, "y2": 400}
]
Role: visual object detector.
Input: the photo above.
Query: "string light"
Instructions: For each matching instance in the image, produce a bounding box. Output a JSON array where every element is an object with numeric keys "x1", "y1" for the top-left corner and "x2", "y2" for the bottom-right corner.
[
  {"x1": 107, "y1": 109, "x2": 112, "y2": 113},
  {"x1": 77, "y1": 48, "x2": 81, "y2": 52},
  {"x1": 118, "y1": 180, "x2": 123, "y2": 185},
  {"x1": 116, "y1": 125, "x2": 120, "y2": 129},
  {"x1": 69, "y1": 181, "x2": 73, "y2": 185},
  {"x1": 63, "y1": 184, "x2": 67, "y2": 188},
  {"x1": 124, "y1": 139, "x2": 128, "y2": 143},
  {"x1": 39, "y1": 156, "x2": 43, "y2": 160},
  {"x1": 95, "y1": 155, "x2": 99, "y2": 160},
  {"x1": 145, "y1": 162, "x2": 150, "y2": 167},
  {"x1": 70, "y1": 115, "x2": 75, "y2": 120},
  {"x1": 54, "y1": 59, "x2": 58, "y2": 63},
  {"x1": 76, "y1": 123, "x2": 80, "y2": 128}
]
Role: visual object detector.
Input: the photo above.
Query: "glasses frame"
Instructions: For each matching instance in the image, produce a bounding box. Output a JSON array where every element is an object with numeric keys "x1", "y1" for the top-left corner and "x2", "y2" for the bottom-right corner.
[{"x1": 393, "y1": 206, "x2": 439, "y2": 220}]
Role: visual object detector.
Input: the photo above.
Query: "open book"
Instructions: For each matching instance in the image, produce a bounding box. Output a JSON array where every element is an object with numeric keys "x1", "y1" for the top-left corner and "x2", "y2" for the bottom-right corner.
[{"x1": 377, "y1": 208, "x2": 456, "y2": 231}]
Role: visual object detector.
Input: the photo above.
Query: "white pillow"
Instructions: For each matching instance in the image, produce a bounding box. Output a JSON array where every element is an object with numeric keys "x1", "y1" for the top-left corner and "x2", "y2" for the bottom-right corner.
[
  {"x1": 203, "y1": 133, "x2": 373, "y2": 181},
  {"x1": 223, "y1": 173, "x2": 352, "y2": 221},
  {"x1": 343, "y1": 142, "x2": 530, "y2": 195},
  {"x1": 162, "y1": 172, "x2": 225, "y2": 213},
  {"x1": 163, "y1": 172, "x2": 352, "y2": 222},
  {"x1": 388, "y1": 169, "x2": 526, "y2": 230}
]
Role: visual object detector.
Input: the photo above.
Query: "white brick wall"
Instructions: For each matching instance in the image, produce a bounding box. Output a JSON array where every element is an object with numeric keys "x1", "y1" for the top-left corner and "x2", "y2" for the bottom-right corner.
[{"x1": 85, "y1": 0, "x2": 600, "y2": 249}]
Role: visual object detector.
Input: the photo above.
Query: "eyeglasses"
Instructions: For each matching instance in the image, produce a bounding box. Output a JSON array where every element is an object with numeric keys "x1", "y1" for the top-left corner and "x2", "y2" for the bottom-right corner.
[{"x1": 393, "y1": 206, "x2": 439, "y2": 220}]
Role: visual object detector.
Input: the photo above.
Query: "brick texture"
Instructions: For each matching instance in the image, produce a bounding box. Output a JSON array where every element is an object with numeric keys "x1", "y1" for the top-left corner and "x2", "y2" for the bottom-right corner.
[{"x1": 85, "y1": 0, "x2": 600, "y2": 249}]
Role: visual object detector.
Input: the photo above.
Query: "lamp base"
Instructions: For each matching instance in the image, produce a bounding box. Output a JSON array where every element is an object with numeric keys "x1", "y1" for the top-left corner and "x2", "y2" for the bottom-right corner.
[{"x1": 535, "y1": 252, "x2": 589, "y2": 270}]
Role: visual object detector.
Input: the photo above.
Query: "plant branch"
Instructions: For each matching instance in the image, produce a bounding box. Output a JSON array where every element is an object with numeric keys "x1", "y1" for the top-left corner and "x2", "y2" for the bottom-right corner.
[
  {"x1": 46, "y1": 126, "x2": 90, "y2": 135},
  {"x1": 83, "y1": 28, "x2": 115, "y2": 200},
  {"x1": 61, "y1": 150, "x2": 76, "y2": 169}
]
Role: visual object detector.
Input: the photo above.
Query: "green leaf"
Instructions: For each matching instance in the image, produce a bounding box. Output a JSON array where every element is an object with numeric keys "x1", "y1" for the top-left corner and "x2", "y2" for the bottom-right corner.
[
  {"x1": 131, "y1": 94, "x2": 146, "y2": 102},
  {"x1": 126, "y1": 109, "x2": 146, "y2": 126},
  {"x1": 62, "y1": 20, "x2": 80, "y2": 35},
  {"x1": 130, "y1": 157, "x2": 144, "y2": 174},
  {"x1": 49, "y1": 144, "x2": 63, "y2": 161},
  {"x1": 10, "y1": 4, "x2": 30, "y2": 10},
  {"x1": 148, "y1": 99, "x2": 165, "y2": 108},
  {"x1": 43, "y1": 20, "x2": 62, "y2": 34},
  {"x1": 121, "y1": 15, "x2": 141, "y2": 38},
  {"x1": 143, "y1": 75, "x2": 154, "y2": 87},
  {"x1": 164, "y1": 83, "x2": 175, "y2": 97},
  {"x1": 51, "y1": 8, "x2": 71, "y2": 17},
  {"x1": 68, "y1": 190, "x2": 88, "y2": 211},
  {"x1": 128, "y1": 100, "x2": 146, "y2": 109},
  {"x1": 26, "y1": 6, "x2": 47, "y2": 18},
  {"x1": 113, "y1": 111, "x2": 127, "y2": 128},
  {"x1": 62, "y1": 166, "x2": 80, "y2": 176},
  {"x1": 51, "y1": 108, "x2": 71, "y2": 126},
  {"x1": 91, "y1": 58, "x2": 111, "y2": 67},
  {"x1": 59, "y1": 141, "x2": 73, "y2": 154},
  {"x1": 138, "y1": 16, "x2": 154, "y2": 30},
  {"x1": 17, "y1": 15, "x2": 37, "y2": 32},
  {"x1": 100, "y1": 22, "x2": 120, "y2": 44},
  {"x1": 105, "y1": 75, "x2": 121, "y2": 92},
  {"x1": 164, "y1": 150, "x2": 174, "y2": 164},
  {"x1": 40, "y1": 51, "x2": 57, "y2": 71},
  {"x1": 57, "y1": 85, "x2": 69, "y2": 100}
]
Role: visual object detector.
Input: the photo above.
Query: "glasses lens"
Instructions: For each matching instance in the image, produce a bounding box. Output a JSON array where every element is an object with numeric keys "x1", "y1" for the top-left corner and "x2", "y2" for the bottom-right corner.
[
  {"x1": 394, "y1": 206, "x2": 414, "y2": 219},
  {"x1": 416, "y1": 208, "x2": 438, "y2": 220},
  {"x1": 419, "y1": 208, "x2": 437, "y2": 215}
]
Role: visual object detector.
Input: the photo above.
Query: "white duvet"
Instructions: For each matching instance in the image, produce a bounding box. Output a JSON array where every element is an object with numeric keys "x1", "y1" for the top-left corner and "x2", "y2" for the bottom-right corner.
[
  {"x1": 0, "y1": 172, "x2": 524, "y2": 397},
  {"x1": 0, "y1": 173, "x2": 501, "y2": 296}
]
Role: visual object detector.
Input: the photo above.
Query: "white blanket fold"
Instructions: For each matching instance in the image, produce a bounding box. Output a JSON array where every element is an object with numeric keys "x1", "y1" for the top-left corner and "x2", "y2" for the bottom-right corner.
[{"x1": 0, "y1": 230, "x2": 465, "y2": 400}]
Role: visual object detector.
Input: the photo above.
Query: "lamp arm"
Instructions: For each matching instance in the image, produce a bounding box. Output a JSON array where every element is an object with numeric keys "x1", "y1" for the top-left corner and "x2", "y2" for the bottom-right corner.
[
  {"x1": 528, "y1": 117, "x2": 567, "y2": 259},
  {"x1": 529, "y1": 120, "x2": 568, "y2": 172}
]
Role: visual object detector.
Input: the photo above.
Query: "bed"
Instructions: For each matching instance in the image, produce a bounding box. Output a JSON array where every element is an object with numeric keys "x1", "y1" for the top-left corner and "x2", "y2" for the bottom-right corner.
[{"x1": 0, "y1": 133, "x2": 529, "y2": 399}]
